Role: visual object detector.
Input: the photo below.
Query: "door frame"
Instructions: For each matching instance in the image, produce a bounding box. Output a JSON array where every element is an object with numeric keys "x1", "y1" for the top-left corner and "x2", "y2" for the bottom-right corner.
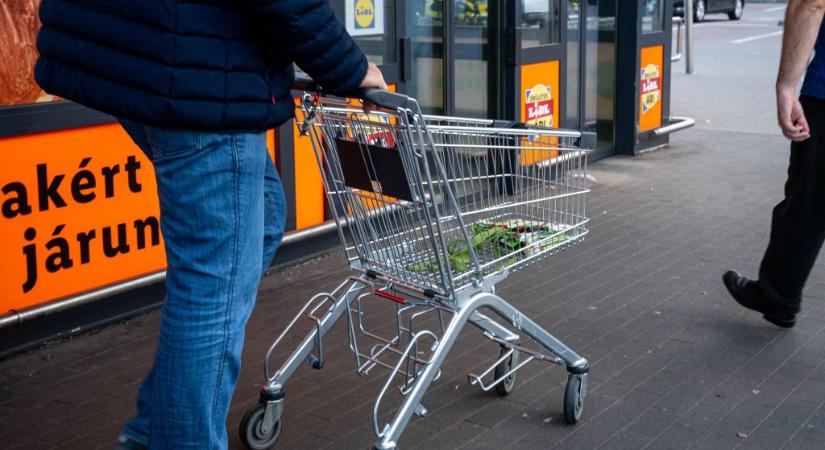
[{"x1": 395, "y1": 0, "x2": 506, "y2": 118}]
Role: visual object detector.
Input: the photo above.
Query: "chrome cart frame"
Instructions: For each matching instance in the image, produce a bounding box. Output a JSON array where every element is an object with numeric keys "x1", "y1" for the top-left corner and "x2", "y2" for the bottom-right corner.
[{"x1": 239, "y1": 88, "x2": 591, "y2": 450}]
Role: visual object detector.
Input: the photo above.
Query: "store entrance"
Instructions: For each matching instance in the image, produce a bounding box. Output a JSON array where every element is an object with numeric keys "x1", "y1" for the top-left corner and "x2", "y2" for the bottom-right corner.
[
  {"x1": 563, "y1": 0, "x2": 618, "y2": 158},
  {"x1": 402, "y1": 0, "x2": 498, "y2": 118}
]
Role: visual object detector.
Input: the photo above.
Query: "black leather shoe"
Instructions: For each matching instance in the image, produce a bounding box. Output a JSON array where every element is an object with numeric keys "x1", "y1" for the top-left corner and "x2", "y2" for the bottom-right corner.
[{"x1": 723, "y1": 270, "x2": 796, "y2": 328}]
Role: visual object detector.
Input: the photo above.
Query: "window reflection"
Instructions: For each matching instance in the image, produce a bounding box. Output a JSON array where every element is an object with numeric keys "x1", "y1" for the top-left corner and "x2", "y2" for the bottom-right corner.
[
  {"x1": 453, "y1": 0, "x2": 490, "y2": 118},
  {"x1": 642, "y1": 0, "x2": 665, "y2": 33},
  {"x1": 521, "y1": 0, "x2": 562, "y2": 48},
  {"x1": 566, "y1": 0, "x2": 581, "y2": 128},
  {"x1": 407, "y1": 1, "x2": 445, "y2": 114},
  {"x1": 583, "y1": 0, "x2": 616, "y2": 153}
]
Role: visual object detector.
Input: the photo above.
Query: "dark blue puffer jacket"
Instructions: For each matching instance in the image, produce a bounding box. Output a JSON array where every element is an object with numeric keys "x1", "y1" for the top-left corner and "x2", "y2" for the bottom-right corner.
[{"x1": 34, "y1": 0, "x2": 368, "y2": 130}]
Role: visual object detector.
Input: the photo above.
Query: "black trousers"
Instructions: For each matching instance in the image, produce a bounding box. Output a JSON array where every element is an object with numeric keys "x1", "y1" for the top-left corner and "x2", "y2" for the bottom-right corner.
[{"x1": 758, "y1": 96, "x2": 825, "y2": 314}]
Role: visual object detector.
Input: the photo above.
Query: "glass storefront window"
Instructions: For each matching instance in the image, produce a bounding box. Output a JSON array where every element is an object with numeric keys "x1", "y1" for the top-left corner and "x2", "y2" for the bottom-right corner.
[
  {"x1": 583, "y1": 0, "x2": 616, "y2": 152},
  {"x1": 642, "y1": 0, "x2": 665, "y2": 33},
  {"x1": 453, "y1": 0, "x2": 490, "y2": 118},
  {"x1": 406, "y1": 1, "x2": 445, "y2": 114},
  {"x1": 521, "y1": 0, "x2": 563, "y2": 48},
  {"x1": 333, "y1": 0, "x2": 397, "y2": 65},
  {"x1": 566, "y1": 0, "x2": 581, "y2": 128}
]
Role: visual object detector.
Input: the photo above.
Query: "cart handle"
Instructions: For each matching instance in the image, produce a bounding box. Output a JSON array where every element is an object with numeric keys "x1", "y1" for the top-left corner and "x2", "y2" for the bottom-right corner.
[{"x1": 293, "y1": 71, "x2": 412, "y2": 110}]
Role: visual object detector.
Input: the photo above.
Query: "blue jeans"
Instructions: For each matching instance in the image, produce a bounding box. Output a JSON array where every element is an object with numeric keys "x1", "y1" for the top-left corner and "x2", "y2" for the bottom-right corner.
[{"x1": 117, "y1": 120, "x2": 287, "y2": 449}]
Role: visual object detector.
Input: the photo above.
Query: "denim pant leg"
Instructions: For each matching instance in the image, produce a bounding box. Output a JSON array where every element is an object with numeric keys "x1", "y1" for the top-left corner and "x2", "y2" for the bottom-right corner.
[
  {"x1": 262, "y1": 155, "x2": 287, "y2": 273},
  {"x1": 117, "y1": 120, "x2": 156, "y2": 447},
  {"x1": 118, "y1": 121, "x2": 268, "y2": 449}
]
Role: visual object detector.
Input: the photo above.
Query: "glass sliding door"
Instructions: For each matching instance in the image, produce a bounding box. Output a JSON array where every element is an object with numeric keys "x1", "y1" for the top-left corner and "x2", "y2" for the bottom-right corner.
[
  {"x1": 453, "y1": 0, "x2": 491, "y2": 118},
  {"x1": 405, "y1": 0, "x2": 445, "y2": 114},
  {"x1": 403, "y1": 0, "x2": 496, "y2": 118},
  {"x1": 582, "y1": 0, "x2": 616, "y2": 155},
  {"x1": 566, "y1": 0, "x2": 581, "y2": 128}
]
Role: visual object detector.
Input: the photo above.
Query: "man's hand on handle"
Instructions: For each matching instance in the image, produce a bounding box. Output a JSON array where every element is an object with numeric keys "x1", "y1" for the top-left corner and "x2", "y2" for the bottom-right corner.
[
  {"x1": 359, "y1": 62, "x2": 387, "y2": 112},
  {"x1": 777, "y1": 86, "x2": 811, "y2": 142},
  {"x1": 359, "y1": 62, "x2": 388, "y2": 90}
]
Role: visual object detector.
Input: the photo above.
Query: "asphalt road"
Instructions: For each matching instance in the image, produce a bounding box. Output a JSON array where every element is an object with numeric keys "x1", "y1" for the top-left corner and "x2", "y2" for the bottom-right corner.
[{"x1": 671, "y1": 2, "x2": 787, "y2": 136}]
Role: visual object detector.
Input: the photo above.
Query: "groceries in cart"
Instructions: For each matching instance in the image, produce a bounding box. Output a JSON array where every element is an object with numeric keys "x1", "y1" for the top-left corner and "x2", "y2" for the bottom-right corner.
[{"x1": 406, "y1": 219, "x2": 569, "y2": 274}]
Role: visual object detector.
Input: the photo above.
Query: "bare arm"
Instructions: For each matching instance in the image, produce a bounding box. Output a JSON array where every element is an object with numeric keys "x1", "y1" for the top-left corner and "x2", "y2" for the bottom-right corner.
[
  {"x1": 778, "y1": 0, "x2": 825, "y2": 90},
  {"x1": 776, "y1": 0, "x2": 825, "y2": 141}
]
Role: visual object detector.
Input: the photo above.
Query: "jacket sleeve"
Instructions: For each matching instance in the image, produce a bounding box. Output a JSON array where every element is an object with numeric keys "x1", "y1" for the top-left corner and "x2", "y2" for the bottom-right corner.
[{"x1": 239, "y1": 0, "x2": 368, "y2": 95}]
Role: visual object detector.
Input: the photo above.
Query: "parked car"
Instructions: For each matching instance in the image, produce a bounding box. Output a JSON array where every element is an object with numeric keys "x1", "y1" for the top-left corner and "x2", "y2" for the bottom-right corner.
[{"x1": 674, "y1": 0, "x2": 744, "y2": 22}]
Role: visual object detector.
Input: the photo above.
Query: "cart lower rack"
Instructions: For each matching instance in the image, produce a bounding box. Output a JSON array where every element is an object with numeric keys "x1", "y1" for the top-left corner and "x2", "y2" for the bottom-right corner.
[{"x1": 240, "y1": 88, "x2": 592, "y2": 450}]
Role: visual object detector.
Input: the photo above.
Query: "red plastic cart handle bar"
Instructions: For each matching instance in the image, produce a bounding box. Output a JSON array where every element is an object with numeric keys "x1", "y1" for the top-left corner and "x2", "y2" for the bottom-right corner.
[{"x1": 373, "y1": 289, "x2": 406, "y2": 304}]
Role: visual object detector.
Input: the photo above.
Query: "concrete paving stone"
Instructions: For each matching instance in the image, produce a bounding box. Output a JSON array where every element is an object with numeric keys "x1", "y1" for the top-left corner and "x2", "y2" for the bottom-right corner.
[
  {"x1": 409, "y1": 421, "x2": 488, "y2": 450},
  {"x1": 613, "y1": 388, "x2": 663, "y2": 415},
  {"x1": 277, "y1": 433, "x2": 336, "y2": 450},
  {"x1": 306, "y1": 390, "x2": 373, "y2": 421},
  {"x1": 690, "y1": 423, "x2": 765, "y2": 449},
  {"x1": 456, "y1": 441, "x2": 500, "y2": 450},
  {"x1": 597, "y1": 429, "x2": 654, "y2": 450},
  {"x1": 654, "y1": 383, "x2": 710, "y2": 417},
  {"x1": 764, "y1": 388, "x2": 825, "y2": 427},
  {"x1": 591, "y1": 369, "x2": 649, "y2": 400},
  {"x1": 703, "y1": 400, "x2": 777, "y2": 442},
  {"x1": 745, "y1": 382, "x2": 795, "y2": 409},
  {"x1": 698, "y1": 382, "x2": 754, "y2": 413},
  {"x1": 765, "y1": 358, "x2": 821, "y2": 389},
  {"x1": 273, "y1": 413, "x2": 334, "y2": 446},
  {"x1": 636, "y1": 370, "x2": 687, "y2": 397},
  {"x1": 308, "y1": 405, "x2": 373, "y2": 443},
  {"x1": 409, "y1": 402, "x2": 480, "y2": 434},
  {"x1": 646, "y1": 424, "x2": 704, "y2": 449},
  {"x1": 741, "y1": 414, "x2": 809, "y2": 450},
  {"x1": 622, "y1": 405, "x2": 679, "y2": 439},
  {"x1": 781, "y1": 423, "x2": 825, "y2": 450},
  {"x1": 553, "y1": 407, "x2": 635, "y2": 448},
  {"x1": 675, "y1": 404, "x2": 728, "y2": 434},
  {"x1": 463, "y1": 398, "x2": 525, "y2": 429},
  {"x1": 471, "y1": 413, "x2": 544, "y2": 449}
]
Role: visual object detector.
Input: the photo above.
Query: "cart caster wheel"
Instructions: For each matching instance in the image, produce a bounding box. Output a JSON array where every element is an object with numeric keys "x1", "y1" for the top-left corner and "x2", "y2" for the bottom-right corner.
[
  {"x1": 494, "y1": 346, "x2": 518, "y2": 396},
  {"x1": 564, "y1": 375, "x2": 585, "y2": 424},
  {"x1": 240, "y1": 403, "x2": 282, "y2": 450}
]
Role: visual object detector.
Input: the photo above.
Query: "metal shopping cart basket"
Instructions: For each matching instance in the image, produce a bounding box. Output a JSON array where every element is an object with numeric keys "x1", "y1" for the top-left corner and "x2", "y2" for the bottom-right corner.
[{"x1": 239, "y1": 87, "x2": 592, "y2": 450}]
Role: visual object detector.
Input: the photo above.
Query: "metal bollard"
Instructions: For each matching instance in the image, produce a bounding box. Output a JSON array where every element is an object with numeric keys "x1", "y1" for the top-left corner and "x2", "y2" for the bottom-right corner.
[{"x1": 686, "y1": 0, "x2": 695, "y2": 73}]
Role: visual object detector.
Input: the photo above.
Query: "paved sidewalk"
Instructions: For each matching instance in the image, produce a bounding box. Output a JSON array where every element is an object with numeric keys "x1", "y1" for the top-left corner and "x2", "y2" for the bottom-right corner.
[{"x1": 3, "y1": 125, "x2": 825, "y2": 450}]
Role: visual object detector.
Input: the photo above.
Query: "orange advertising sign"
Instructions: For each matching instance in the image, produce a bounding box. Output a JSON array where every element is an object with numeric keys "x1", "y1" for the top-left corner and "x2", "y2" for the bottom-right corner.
[
  {"x1": 639, "y1": 45, "x2": 664, "y2": 132},
  {"x1": 0, "y1": 124, "x2": 166, "y2": 313},
  {"x1": 520, "y1": 60, "x2": 560, "y2": 165}
]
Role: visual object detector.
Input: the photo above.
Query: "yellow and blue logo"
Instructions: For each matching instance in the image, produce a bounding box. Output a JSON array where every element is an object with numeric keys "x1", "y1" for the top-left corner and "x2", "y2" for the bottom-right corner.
[{"x1": 354, "y1": 0, "x2": 376, "y2": 29}]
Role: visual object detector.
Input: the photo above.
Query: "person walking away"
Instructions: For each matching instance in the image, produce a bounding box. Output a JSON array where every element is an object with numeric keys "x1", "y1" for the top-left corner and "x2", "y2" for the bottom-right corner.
[
  {"x1": 724, "y1": 0, "x2": 825, "y2": 328},
  {"x1": 33, "y1": 1, "x2": 387, "y2": 448}
]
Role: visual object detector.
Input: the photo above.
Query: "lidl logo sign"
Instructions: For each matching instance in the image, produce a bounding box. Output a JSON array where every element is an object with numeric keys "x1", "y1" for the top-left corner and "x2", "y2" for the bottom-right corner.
[
  {"x1": 640, "y1": 63, "x2": 661, "y2": 113},
  {"x1": 346, "y1": 0, "x2": 384, "y2": 36},
  {"x1": 354, "y1": 0, "x2": 375, "y2": 29},
  {"x1": 524, "y1": 84, "x2": 554, "y2": 128}
]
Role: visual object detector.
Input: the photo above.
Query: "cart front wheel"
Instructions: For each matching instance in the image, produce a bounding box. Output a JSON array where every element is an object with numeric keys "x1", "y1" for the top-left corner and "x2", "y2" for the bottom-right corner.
[
  {"x1": 494, "y1": 346, "x2": 518, "y2": 396},
  {"x1": 564, "y1": 376, "x2": 584, "y2": 424},
  {"x1": 240, "y1": 403, "x2": 283, "y2": 450}
]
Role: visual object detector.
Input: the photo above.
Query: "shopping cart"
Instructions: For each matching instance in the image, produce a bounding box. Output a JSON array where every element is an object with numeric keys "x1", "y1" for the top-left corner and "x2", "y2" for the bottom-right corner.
[{"x1": 239, "y1": 86, "x2": 592, "y2": 450}]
